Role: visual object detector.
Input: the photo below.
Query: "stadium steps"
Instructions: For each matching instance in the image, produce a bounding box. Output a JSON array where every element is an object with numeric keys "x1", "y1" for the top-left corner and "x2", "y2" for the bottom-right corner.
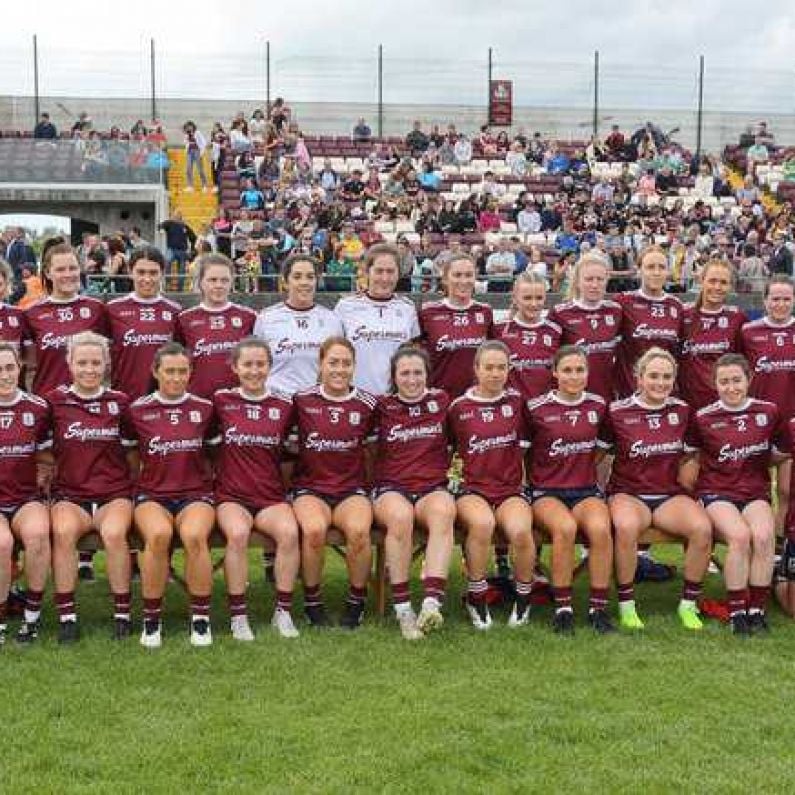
[{"x1": 167, "y1": 147, "x2": 218, "y2": 234}]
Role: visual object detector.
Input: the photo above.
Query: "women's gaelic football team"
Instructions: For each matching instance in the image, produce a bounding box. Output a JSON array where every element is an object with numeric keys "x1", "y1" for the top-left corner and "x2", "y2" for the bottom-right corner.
[{"x1": 1, "y1": 240, "x2": 794, "y2": 649}]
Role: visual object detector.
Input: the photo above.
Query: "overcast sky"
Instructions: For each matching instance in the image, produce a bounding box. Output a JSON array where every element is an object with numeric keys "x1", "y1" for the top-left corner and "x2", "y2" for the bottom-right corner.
[{"x1": 3, "y1": 1, "x2": 795, "y2": 109}]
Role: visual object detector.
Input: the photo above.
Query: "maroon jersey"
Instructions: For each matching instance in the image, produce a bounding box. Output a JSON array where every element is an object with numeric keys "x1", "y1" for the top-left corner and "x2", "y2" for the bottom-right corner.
[
  {"x1": 600, "y1": 395, "x2": 690, "y2": 496},
  {"x1": 614, "y1": 290, "x2": 683, "y2": 399},
  {"x1": 740, "y1": 317, "x2": 795, "y2": 421},
  {"x1": 107, "y1": 294, "x2": 179, "y2": 400},
  {"x1": 0, "y1": 303, "x2": 30, "y2": 349},
  {"x1": 688, "y1": 398, "x2": 782, "y2": 502},
  {"x1": 418, "y1": 299, "x2": 493, "y2": 398},
  {"x1": 48, "y1": 386, "x2": 132, "y2": 501},
  {"x1": 26, "y1": 296, "x2": 109, "y2": 397},
  {"x1": 549, "y1": 299, "x2": 622, "y2": 402},
  {"x1": 373, "y1": 389, "x2": 451, "y2": 492},
  {"x1": 124, "y1": 392, "x2": 217, "y2": 500},
  {"x1": 524, "y1": 391, "x2": 605, "y2": 489},
  {"x1": 213, "y1": 388, "x2": 293, "y2": 508},
  {"x1": 494, "y1": 316, "x2": 562, "y2": 399},
  {"x1": 175, "y1": 303, "x2": 256, "y2": 399},
  {"x1": 680, "y1": 304, "x2": 747, "y2": 411},
  {"x1": 0, "y1": 390, "x2": 50, "y2": 506},
  {"x1": 448, "y1": 388, "x2": 526, "y2": 504},
  {"x1": 292, "y1": 386, "x2": 377, "y2": 495}
]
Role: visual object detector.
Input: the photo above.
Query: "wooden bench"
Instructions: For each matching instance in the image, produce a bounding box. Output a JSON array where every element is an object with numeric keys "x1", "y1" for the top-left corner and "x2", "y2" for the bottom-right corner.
[{"x1": 40, "y1": 525, "x2": 687, "y2": 617}]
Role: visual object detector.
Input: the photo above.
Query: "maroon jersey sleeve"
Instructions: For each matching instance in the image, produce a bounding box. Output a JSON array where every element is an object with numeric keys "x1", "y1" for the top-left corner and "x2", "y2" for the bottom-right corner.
[
  {"x1": 448, "y1": 389, "x2": 526, "y2": 504},
  {"x1": 0, "y1": 391, "x2": 51, "y2": 506},
  {"x1": 524, "y1": 392, "x2": 604, "y2": 489},
  {"x1": 419, "y1": 300, "x2": 492, "y2": 398},
  {"x1": 127, "y1": 393, "x2": 215, "y2": 499},
  {"x1": 549, "y1": 300, "x2": 621, "y2": 402},
  {"x1": 293, "y1": 387, "x2": 376, "y2": 495},
  {"x1": 0, "y1": 304, "x2": 31, "y2": 349},
  {"x1": 741, "y1": 318, "x2": 795, "y2": 421},
  {"x1": 26, "y1": 297, "x2": 110, "y2": 396},
  {"x1": 108, "y1": 295, "x2": 179, "y2": 400},
  {"x1": 177, "y1": 304, "x2": 257, "y2": 399},
  {"x1": 213, "y1": 388, "x2": 293, "y2": 507},
  {"x1": 48, "y1": 386, "x2": 132, "y2": 501},
  {"x1": 373, "y1": 389, "x2": 451, "y2": 492}
]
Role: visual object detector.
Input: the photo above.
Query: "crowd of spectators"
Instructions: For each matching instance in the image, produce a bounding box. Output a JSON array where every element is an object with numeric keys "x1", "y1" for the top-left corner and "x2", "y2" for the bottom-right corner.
[{"x1": 14, "y1": 108, "x2": 795, "y2": 297}]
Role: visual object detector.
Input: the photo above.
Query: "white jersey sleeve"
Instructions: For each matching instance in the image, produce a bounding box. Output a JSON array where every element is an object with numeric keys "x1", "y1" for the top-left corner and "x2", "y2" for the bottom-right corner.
[
  {"x1": 254, "y1": 302, "x2": 343, "y2": 395},
  {"x1": 335, "y1": 294, "x2": 420, "y2": 395}
]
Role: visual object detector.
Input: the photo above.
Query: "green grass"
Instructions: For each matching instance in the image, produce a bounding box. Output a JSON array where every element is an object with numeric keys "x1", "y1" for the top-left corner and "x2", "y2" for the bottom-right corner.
[{"x1": 1, "y1": 548, "x2": 793, "y2": 794}]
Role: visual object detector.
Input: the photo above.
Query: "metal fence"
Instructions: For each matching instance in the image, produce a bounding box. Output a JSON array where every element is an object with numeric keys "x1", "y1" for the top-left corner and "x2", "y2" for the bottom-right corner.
[{"x1": 1, "y1": 39, "x2": 794, "y2": 152}]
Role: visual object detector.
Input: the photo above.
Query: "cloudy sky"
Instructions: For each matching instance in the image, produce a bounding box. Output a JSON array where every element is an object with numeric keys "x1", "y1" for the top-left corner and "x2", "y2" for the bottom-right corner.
[{"x1": 3, "y1": 1, "x2": 795, "y2": 110}]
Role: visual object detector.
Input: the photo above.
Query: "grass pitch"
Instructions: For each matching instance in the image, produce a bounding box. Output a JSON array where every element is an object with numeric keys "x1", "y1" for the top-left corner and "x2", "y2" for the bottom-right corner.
[{"x1": 1, "y1": 548, "x2": 793, "y2": 794}]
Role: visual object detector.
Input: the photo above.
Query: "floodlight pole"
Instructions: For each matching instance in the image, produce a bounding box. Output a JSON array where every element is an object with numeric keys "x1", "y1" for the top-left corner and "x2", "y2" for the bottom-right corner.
[
  {"x1": 593, "y1": 50, "x2": 599, "y2": 138},
  {"x1": 487, "y1": 47, "x2": 493, "y2": 125},
  {"x1": 377, "y1": 44, "x2": 383, "y2": 139},
  {"x1": 266, "y1": 40, "x2": 271, "y2": 118},
  {"x1": 33, "y1": 34, "x2": 40, "y2": 125},
  {"x1": 150, "y1": 39, "x2": 157, "y2": 122},
  {"x1": 696, "y1": 55, "x2": 704, "y2": 160}
]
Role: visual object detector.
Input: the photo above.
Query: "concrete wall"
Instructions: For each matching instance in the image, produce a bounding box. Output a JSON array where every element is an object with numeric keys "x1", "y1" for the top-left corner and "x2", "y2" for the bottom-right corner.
[
  {"x1": 3, "y1": 96, "x2": 794, "y2": 154},
  {"x1": 0, "y1": 184, "x2": 168, "y2": 240}
]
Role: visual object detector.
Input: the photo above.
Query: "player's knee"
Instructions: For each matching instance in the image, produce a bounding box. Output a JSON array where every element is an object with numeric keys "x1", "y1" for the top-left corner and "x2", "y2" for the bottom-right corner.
[
  {"x1": 100, "y1": 525, "x2": 129, "y2": 551},
  {"x1": 751, "y1": 527, "x2": 775, "y2": 555},
  {"x1": 145, "y1": 527, "x2": 172, "y2": 555},
  {"x1": 0, "y1": 531, "x2": 13, "y2": 559},
  {"x1": 302, "y1": 523, "x2": 328, "y2": 551},
  {"x1": 553, "y1": 519, "x2": 578, "y2": 546},
  {"x1": 181, "y1": 532, "x2": 208, "y2": 557},
  {"x1": 224, "y1": 526, "x2": 250, "y2": 552},
  {"x1": 727, "y1": 529, "x2": 751, "y2": 555},
  {"x1": 345, "y1": 527, "x2": 371, "y2": 555}
]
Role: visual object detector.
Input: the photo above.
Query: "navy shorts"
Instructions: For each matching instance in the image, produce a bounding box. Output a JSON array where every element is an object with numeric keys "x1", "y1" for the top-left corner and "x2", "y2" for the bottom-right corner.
[
  {"x1": 371, "y1": 484, "x2": 450, "y2": 504},
  {"x1": 289, "y1": 488, "x2": 369, "y2": 509},
  {"x1": 135, "y1": 494, "x2": 214, "y2": 516},
  {"x1": 0, "y1": 500, "x2": 46, "y2": 524},
  {"x1": 532, "y1": 486, "x2": 603, "y2": 510},
  {"x1": 457, "y1": 489, "x2": 532, "y2": 511},
  {"x1": 699, "y1": 494, "x2": 768, "y2": 512}
]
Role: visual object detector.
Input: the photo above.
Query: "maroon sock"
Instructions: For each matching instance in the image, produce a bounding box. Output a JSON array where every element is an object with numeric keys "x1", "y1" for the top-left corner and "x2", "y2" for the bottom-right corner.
[
  {"x1": 227, "y1": 593, "x2": 247, "y2": 618},
  {"x1": 391, "y1": 580, "x2": 411, "y2": 607},
  {"x1": 553, "y1": 586, "x2": 573, "y2": 610},
  {"x1": 748, "y1": 585, "x2": 770, "y2": 613},
  {"x1": 55, "y1": 591, "x2": 76, "y2": 621},
  {"x1": 515, "y1": 579, "x2": 532, "y2": 605},
  {"x1": 348, "y1": 584, "x2": 367, "y2": 605},
  {"x1": 190, "y1": 595, "x2": 210, "y2": 618},
  {"x1": 727, "y1": 589, "x2": 747, "y2": 616},
  {"x1": 589, "y1": 587, "x2": 609, "y2": 611},
  {"x1": 276, "y1": 590, "x2": 293, "y2": 612},
  {"x1": 25, "y1": 589, "x2": 43, "y2": 615},
  {"x1": 143, "y1": 597, "x2": 162, "y2": 623},
  {"x1": 682, "y1": 579, "x2": 703, "y2": 602},
  {"x1": 113, "y1": 592, "x2": 131, "y2": 619},
  {"x1": 617, "y1": 582, "x2": 635, "y2": 604},
  {"x1": 304, "y1": 584, "x2": 322, "y2": 608},
  {"x1": 423, "y1": 576, "x2": 447, "y2": 603},
  {"x1": 0, "y1": 601, "x2": 6, "y2": 623},
  {"x1": 78, "y1": 551, "x2": 93, "y2": 566},
  {"x1": 466, "y1": 578, "x2": 488, "y2": 605}
]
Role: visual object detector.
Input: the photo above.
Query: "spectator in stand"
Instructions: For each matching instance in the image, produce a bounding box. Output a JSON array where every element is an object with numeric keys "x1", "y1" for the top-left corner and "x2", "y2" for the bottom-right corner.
[
  {"x1": 746, "y1": 136, "x2": 769, "y2": 174},
  {"x1": 159, "y1": 210, "x2": 196, "y2": 290},
  {"x1": 555, "y1": 218, "x2": 580, "y2": 255},
  {"x1": 352, "y1": 117, "x2": 372, "y2": 141},
  {"x1": 229, "y1": 118, "x2": 252, "y2": 155},
  {"x1": 71, "y1": 111, "x2": 92, "y2": 135},
  {"x1": 478, "y1": 200, "x2": 502, "y2": 233},
  {"x1": 636, "y1": 168, "x2": 658, "y2": 197},
  {"x1": 183, "y1": 121, "x2": 209, "y2": 192},
  {"x1": 605, "y1": 124, "x2": 625, "y2": 160},
  {"x1": 417, "y1": 162, "x2": 441, "y2": 192},
  {"x1": 249, "y1": 109, "x2": 268, "y2": 145},
  {"x1": 769, "y1": 236, "x2": 794, "y2": 276},
  {"x1": 477, "y1": 125, "x2": 498, "y2": 157},
  {"x1": 738, "y1": 242, "x2": 768, "y2": 292},
  {"x1": 655, "y1": 165, "x2": 678, "y2": 196},
  {"x1": 454, "y1": 133, "x2": 473, "y2": 165},
  {"x1": 545, "y1": 144, "x2": 570, "y2": 175},
  {"x1": 239, "y1": 178, "x2": 265, "y2": 211},
  {"x1": 82, "y1": 131, "x2": 107, "y2": 179},
  {"x1": 736, "y1": 175, "x2": 760, "y2": 205},
  {"x1": 591, "y1": 177, "x2": 615, "y2": 204},
  {"x1": 33, "y1": 112, "x2": 57, "y2": 140},
  {"x1": 506, "y1": 142, "x2": 528, "y2": 176},
  {"x1": 527, "y1": 245, "x2": 548, "y2": 282},
  {"x1": 517, "y1": 201, "x2": 542, "y2": 235},
  {"x1": 269, "y1": 97, "x2": 291, "y2": 134},
  {"x1": 4, "y1": 227, "x2": 36, "y2": 282},
  {"x1": 756, "y1": 120, "x2": 775, "y2": 149},
  {"x1": 693, "y1": 161, "x2": 715, "y2": 198},
  {"x1": 340, "y1": 168, "x2": 366, "y2": 201},
  {"x1": 211, "y1": 208, "x2": 233, "y2": 258},
  {"x1": 130, "y1": 119, "x2": 147, "y2": 138},
  {"x1": 485, "y1": 237, "x2": 516, "y2": 280},
  {"x1": 405, "y1": 121, "x2": 430, "y2": 155}
]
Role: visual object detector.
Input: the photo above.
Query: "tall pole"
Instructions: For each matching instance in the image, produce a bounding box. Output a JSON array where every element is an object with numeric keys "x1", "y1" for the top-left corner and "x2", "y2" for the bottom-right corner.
[
  {"x1": 33, "y1": 34, "x2": 40, "y2": 125},
  {"x1": 377, "y1": 44, "x2": 383, "y2": 138},
  {"x1": 487, "y1": 47, "x2": 493, "y2": 125},
  {"x1": 150, "y1": 39, "x2": 157, "y2": 121},
  {"x1": 266, "y1": 40, "x2": 271, "y2": 118},
  {"x1": 696, "y1": 55, "x2": 704, "y2": 160},
  {"x1": 593, "y1": 50, "x2": 599, "y2": 139}
]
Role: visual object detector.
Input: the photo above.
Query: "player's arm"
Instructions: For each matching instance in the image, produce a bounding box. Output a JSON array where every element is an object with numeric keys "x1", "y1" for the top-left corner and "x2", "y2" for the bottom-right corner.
[
  {"x1": 677, "y1": 453, "x2": 699, "y2": 493},
  {"x1": 35, "y1": 448, "x2": 54, "y2": 498}
]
